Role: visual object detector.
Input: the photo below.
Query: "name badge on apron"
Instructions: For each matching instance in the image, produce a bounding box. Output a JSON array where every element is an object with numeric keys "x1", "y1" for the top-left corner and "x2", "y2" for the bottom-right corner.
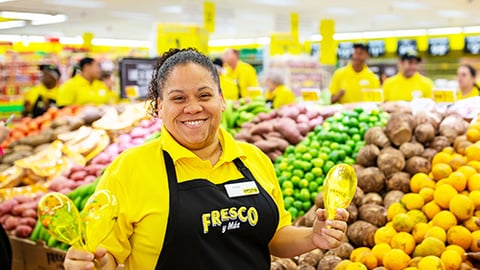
[{"x1": 224, "y1": 181, "x2": 260, "y2": 198}]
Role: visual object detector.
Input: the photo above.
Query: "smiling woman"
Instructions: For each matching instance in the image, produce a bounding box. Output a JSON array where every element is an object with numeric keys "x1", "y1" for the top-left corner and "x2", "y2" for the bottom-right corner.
[{"x1": 63, "y1": 48, "x2": 349, "y2": 270}]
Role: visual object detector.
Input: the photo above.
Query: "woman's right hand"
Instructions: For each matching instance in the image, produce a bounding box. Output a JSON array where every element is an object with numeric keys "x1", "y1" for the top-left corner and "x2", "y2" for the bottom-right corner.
[{"x1": 64, "y1": 246, "x2": 108, "y2": 270}]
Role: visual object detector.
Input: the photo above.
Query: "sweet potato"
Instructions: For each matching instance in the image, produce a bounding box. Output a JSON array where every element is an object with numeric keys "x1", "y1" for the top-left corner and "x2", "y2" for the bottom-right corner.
[
  {"x1": 18, "y1": 217, "x2": 36, "y2": 227},
  {"x1": 347, "y1": 220, "x2": 377, "y2": 248},
  {"x1": 297, "y1": 122, "x2": 310, "y2": 136},
  {"x1": 377, "y1": 147, "x2": 405, "y2": 177},
  {"x1": 0, "y1": 199, "x2": 18, "y2": 215},
  {"x1": 362, "y1": 193, "x2": 383, "y2": 206},
  {"x1": 383, "y1": 190, "x2": 405, "y2": 209},
  {"x1": 429, "y1": 136, "x2": 451, "y2": 152},
  {"x1": 273, "y1": 117, "x2": 303, "y2": 144},
  {"x1": 69, "y1": 170, "x2": 88, "y2": 181},
  {"x1": 385, "y1": 114, "x2": 413, "y2": 146},
  {"x1": 357, "y1": 167, "x2": 385, "y2": 193},
  {"x1": 14, "y1": 224, "x2": 32, "y2": 238},
  {"x1": 400, "y1": 142, "x2": 424, "y2": 159},
  {"x1": 386, "y1": 172, "x2": 411, "y2": 193},
  {"x1": 11, "y1": 201, "x2": 37, "y2": 216},
  {"x1": 250, "y1": 121, "x2": 274, "y2": 135},
  {"x1": 364, "y1": 127, "x2": 390, "y2": 148},
  {"x1": 253, "y1": 140, "x2": 277, "y2": 153},
  {"x1": 266, "y1": 150, "x2": 283, "y2": 162},
  {"x1": 359, "y1": 204, "x2": 387, "y2": 227},
  {"x1": 266, "y1": 131, "x2": 282, "y2": 138},
  {"x1": 317, "y1": 255, "x2": 342, "y2": 270},
  {"x1": 267, "y1": 137, "x2": 290, "y2": 152},
  {"x1": 3, "y1": 216, "x2": 20, "y2": 230},
  {"x1": 250, "y1": 135, "x2": 263, "y2": 143},
  {"x1": 17, "y1": 131, "x2": 54, "y2": 147},
  {"x1": 356, "y1": 144, "x2": 380, "y2": 167},
  {"x1": 21, "y1": 209, "x2": 37, "y2": 218},
  {"x1": 414, "y1": 123, "x2": 436, "y2": 144},
  {"x1": 405, "y1": 156, "x2": 431, "y2": 175}
]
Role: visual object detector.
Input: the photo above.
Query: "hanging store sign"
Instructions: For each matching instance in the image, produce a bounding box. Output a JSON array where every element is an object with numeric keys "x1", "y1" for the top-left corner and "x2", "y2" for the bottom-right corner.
[
  {"x1": 367, "y1": 40, "x2": 385, "y2": 57},
  {"x1": 337, "y1": 42, "x2": 353, "y2": 59},
  {"x1": 465, "y1": 36, "x2": 480, "y2": 55},
  {"x1": 397, "y1": 39, "x2": 417, "y2": 56},
  {"x1": 119, "y1": 58, "x2": 156, "y2": 99},
  {"x1": 428, "y1": 38, "x2": 450, "y2": 56}
]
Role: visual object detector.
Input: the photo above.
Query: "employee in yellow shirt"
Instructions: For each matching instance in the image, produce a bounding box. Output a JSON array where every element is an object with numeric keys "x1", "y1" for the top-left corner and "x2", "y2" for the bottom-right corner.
[
  {"x1": 222, "y1": 48, "x2": 259, "y2": 99},
  {"x1": 329, "y1": 43, "x2": 380, "y2": 104},
  {"x1": 213, "y1": 58, "x2": 239, "y2": 100},
  {"x1": 456, "y1": 64, "x2": 479, "y2": 100},
  {"x1": 265, "y1": 70, "x2": 296, "y2": 109},
  {"x1": 23, "y1": 64, "x2": 61, "y2": 117},
  {"x1": 383, "y1": 51, "x2": 434, "y2": 101},
  {"x1": 57, "y1": 57, "x2": 113, "y2": 107}
]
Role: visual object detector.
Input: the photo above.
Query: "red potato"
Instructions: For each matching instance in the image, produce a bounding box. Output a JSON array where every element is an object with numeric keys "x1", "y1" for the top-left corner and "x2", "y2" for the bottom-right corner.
[
  {"x1": 0, "y1": 214, "x2": 9, "y2": 224},
  {"x1": 21, "y1": 209, "x2": 37, "y2": 218},
  {"x1": 19, "y1": 217, "x2": 37, "y2": 227},
  {"x1": 91, "y1": 152, "x2": 111, "y2": 165},
  {"x1": 14, "y1": 224, "x2": 33, "y2": 238},
  {"x1": 130, "y1": 127, "x2": 149, "y2": 138},
  {"x1": 14, "y1": 195, "x2": 33, "y2": 204},
  {"x1": 296, "y1": 114, "x2": 309, "y2": 123},
  {"x1": 0, "y1": 199, "x2": 19, "y2": 215},
  {"x1": 117, "y1": 134, "x2": 131, "y2": 144},
  {"x1": 49, "y1": 178, "x2": 75, "y2": 192},
  {"x1": 130, "y1": 138, "x2": 145, "y2": 145},
  {"x1": 70, "y1": 170, "x2": 88, "y2": 181},
  {"x1": 306, "y1": 110, "x2": 320, "y2": 120},
  {"x1": 3, "y1": 216, "x2": 20, "y2": 230},
  {"x1": 58, "y1": 188, "x2": 73, "y2": 194},
  {"x1": 11, "y1": 201, "x2": 37, "y2": 216},
  {"x1": 139, "y1": 119, "x2": 151, "y2": 129},
  {"x1": 297, "y1": 122, "x2": 310, "y2": 136},
  {"x1": 70, "y1": 165, "x2": 86, "y2": 174},
  {"x1": 273, "y1": 117, "x2": 303, "y2": 144}
]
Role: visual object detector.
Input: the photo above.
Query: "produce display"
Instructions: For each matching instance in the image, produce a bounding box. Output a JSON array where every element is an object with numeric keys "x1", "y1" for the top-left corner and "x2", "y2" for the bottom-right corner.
[
  {"x1": 221, "y1": 97, "x2": 271, "y2": 135},
  {"x1": 235, "y1": 103, "x2": 335, "y2": 161},
  {"x1": 275, "y1": 108, "x2": 388, "y2": 219}
]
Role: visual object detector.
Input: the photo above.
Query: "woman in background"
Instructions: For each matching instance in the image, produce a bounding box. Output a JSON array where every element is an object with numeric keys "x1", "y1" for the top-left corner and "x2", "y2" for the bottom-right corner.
[
  {"x1": 264, "y1": 70, "x2": 296, "y2": 109},
  {"x1": 457, "y1": 64, "x2": 479, "y2": 100}
]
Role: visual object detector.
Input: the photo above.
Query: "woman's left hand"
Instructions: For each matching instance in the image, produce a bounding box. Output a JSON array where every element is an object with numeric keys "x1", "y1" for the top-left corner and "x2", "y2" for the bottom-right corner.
[{"x1": 311, "y1": 208, "x2": 348, "y2": 250}]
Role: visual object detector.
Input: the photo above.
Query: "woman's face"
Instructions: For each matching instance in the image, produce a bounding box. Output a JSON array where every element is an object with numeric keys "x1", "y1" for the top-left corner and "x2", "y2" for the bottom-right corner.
[
  {"x1": 457, "y1": 66, "x2": 475, "y2": 90},
  {"x1": 158, "y1": 63, "x2": 225, "y2": 150}
]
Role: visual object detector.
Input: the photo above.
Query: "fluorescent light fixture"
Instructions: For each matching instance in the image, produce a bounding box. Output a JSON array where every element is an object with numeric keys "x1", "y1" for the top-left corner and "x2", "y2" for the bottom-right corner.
[
  {"x1": 0, "y1": 20, "x2": 26, "y2": 29},
  {"x1": 32, "y1": 14, "x2": 67, "y2": 25},
  {"x1": 427, "y1": 27, "x2": 462, "y2": 35},
  {"x1": 464, "y1": 26, "x2": 480, "y2": 34},
  {"x1": 391, "y1": 1, "x2": 427, "y2": 9},
  {"x1": 437, "y1": 10, "x2": 466, "y2": 18},
  {"x1": 1, "y1": 11, "x2": 52, "y2": 20},
  {"x1": 0, "y1": 34, "x2": 21, "y2": 42},
  {"x1": 0, "y1": 0, "x2": 16, "y2": 3},
  {"x1": 92, "y1": 38, "x2": 150, "y2": 47},
  {"x1": 363, "y1": 31, "x2": 394, "y2": 39},
  {"x1": 257, "y1": 37, "x2": 270, "y2": 45},
  {"x1": 44, "y1": 0, "x2": 105, "y2": 8},
  {"x1": 59, "y1": 36, "x2": 83, "y2": 45},
  {"x1": 159, "y1": 5, "x2": 183, "y2": 13},
  {"x1": 334, "y1": 32, "x2": 363, "y2": 40},
  {"x1": 394, "y1": 29, "x2": 427, "y2": 37},
  {"x1": 23, "y1": 35, "x2": 46, "y2": 42},
  {"x1": 310, "y1": 34, "x2": 322, "y2": 42},
  {"x1": 209, "y1": 37, "x2": 269, "y2": 46},
  {"x1": 250, "y1": 0, "x2": 296, "y2": 7}
]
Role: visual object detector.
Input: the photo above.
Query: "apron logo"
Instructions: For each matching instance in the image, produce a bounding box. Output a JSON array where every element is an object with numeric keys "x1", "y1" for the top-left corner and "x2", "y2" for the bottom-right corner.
[{"x1": 202, "y1": 206, "x2": 258, "y2": 234}]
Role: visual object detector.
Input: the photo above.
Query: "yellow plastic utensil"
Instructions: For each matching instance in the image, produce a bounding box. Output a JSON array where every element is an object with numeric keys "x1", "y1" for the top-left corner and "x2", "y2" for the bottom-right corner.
[{"x1": 323, "y1": 164, "x2": 357, "y2": 222}]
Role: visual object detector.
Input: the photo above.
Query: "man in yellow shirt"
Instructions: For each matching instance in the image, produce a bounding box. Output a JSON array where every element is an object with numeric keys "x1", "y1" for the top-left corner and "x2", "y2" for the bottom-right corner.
[
  {"x1": 383, "y1": 51, "x2": 434, "y2": 101},
  {"x1": 222, "y1": 48, "x2": 259, "y2": 99},
  {"x1": 265, "y1": 70, "x2": 296, "y2": 109},
  {"x1": 329, "y1": 43, "x2": 380, "y2": 104},
  {"x1": 57, "y1": 57, "x2": 113, "y2": 107},
  {"x1": 23, "y1": 64, "x2": 61, "y2": 117},
  {"x1": 213, "y1": 58, "x2": 239, "y2": 100}
]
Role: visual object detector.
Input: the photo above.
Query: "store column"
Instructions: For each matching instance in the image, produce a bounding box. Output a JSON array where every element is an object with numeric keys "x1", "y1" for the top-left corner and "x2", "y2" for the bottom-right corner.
[{"x1": 319, "y1": 19, "x2": 335, "y2": 65}]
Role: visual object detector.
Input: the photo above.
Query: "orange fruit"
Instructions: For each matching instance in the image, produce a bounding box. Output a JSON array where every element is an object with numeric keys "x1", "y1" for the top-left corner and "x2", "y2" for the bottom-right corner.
[
  {"x1": 422, "y1": 201, "x2": 442, "y2": 220},
  {"x1": 383, "y1": 249, "x2": 411, "y2": 270},
  {"x1": 466, "y1": 144, "x2": 480, "y2": 162},
  {"x1": 424, "y1": 226, "x2": 447, "y2": 243},
  {"x1": 432, "y1": 152, "x2": 452, "y2": 166},
  {"x1": 450, "y1": 194, "x2": 475, "y2": 221},
  {"x1": 345, "y1": 262, "x2": 368, "y2": 270},
  {"x1": 392, "y1": 213, "x2": 415, "y2": 233},
  {"x1": 457, "y1": 165, "x2": 477, "y2": 179},
  {"x1": 447, "y1": 225, "x2": 472, "y2": 250},
  {"x1": 468, "y1": 173, "x2": 480, "y2": 191},
  {"x1": 371, "y1": 243, "x2": 391, "y2": 266},
  {"x1": 448, "y1": 171, "x2": 467, "y2": 192},
  {"x1": 401, "y1": 193, "x2": 425, "y2": 210},
  {"x1": 391, "y1": 232, "x2": 416, "y2": 255},
  {"x1": 431, "y1": 211, "x2": 457, "y2": 231},
  {"x1": 413, "y1": 222, "x2": 431, "y2": 243},
  {"x1": 387, "y1": 202, "x2": 407, "y2": 221},
  {"x1": 357, "y1": 250, "x2": 377, "y2": 270},
  {"x1": 467, "y1": 160, "x2": 480, "y2": 172},
  {"x1": 466, "y1": 128, "x2": 480, "y2": 143},
  {"x1": 470, "y1": 230, "x2": 480, "y2": 252},
  {"x1": 432, "y1": 163, "x2": 453, "y2": 181},
  {"x1": 469, "y1": 190, "x2": 480, "y2": 210},
  {"x1": 450, "y1": 155, "x2": 467, "y2": 171},
  {"x1": 410, "y1": 173, "x2": 435, "y2": 193},
  {"x1": 434, "y1": 184, "x2": 458, "y2": 209},
  {"x1": 413, "y1": 237, "x2": 445, "y2": 257},
  {"x1": 374, "y1": 226, "x2": 397, "y2": 245},
  {"x1": 445, "y1": 244, "x2": 466, "y2": 261},
  {"x1": 442, "y1": 147, "x2": 456, "y2": 155},
  {"x1": 350, "y1": 247, "x2": 371, "y2": 262},
  {"x1": 334, "y1": 260, "x2": 352, "y2": 270},
  {"x1": 441, "y1": 249, "x2": 462, "y2": 270},
  {"x1": 463, "y1": 217, "x2": 480, "y2": 232},
  {"x1": 419, "y1": 187, "x2": 435, "y2": 203}
]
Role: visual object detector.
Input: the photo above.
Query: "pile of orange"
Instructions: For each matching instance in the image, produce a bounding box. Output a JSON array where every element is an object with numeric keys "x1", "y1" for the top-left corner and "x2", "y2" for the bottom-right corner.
[{"x1": 335, "y1": 116, "x2": 480, "y2": 270}]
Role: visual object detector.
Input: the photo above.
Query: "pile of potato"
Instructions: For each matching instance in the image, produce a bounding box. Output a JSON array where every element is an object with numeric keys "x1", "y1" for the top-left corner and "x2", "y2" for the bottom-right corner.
[{"x1": 0, "y1": 194, "x2": 42, "y2": 238}]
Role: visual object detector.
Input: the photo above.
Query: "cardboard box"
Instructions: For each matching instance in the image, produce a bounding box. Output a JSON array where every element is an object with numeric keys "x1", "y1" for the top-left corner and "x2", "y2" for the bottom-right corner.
[{"x1": 9, "y1": 236, "x2": 66, "y2": 270}]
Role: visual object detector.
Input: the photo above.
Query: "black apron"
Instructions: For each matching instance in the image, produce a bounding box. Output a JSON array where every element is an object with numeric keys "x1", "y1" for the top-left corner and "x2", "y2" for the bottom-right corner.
[
  {"x1": 155, "y1": 150, "x2": 279, "y2": 270},
  {"x1": 32, "y1": 95, "x2": 56, "y2": 118}
]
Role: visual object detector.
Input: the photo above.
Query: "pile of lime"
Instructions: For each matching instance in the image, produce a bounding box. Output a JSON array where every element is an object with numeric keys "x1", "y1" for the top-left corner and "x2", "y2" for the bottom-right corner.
[{"x1": 275, "y1": 108, "x2": 389, "y2": 219}]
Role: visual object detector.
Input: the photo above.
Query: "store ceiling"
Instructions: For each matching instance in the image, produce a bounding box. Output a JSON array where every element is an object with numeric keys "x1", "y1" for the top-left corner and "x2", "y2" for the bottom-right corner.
[{"x1": 0, "y1": 0, "x2": 480, "y2": 43}]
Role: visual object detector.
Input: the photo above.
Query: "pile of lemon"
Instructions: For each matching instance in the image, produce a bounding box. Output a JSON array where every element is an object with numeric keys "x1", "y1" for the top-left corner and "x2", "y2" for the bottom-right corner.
[{"x1": 336, "y1": 116, "x2": 480, "y2": 270}]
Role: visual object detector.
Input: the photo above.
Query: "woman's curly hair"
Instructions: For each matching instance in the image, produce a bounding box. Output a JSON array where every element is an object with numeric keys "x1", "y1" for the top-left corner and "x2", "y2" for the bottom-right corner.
[{"x1": 146, "y1": 48, "x2": 220, "y2": 117}]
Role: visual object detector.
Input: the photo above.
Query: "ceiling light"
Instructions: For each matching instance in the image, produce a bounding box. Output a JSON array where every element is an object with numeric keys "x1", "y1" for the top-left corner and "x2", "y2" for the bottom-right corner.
[
  {"x1": 310, "y1": 34, "x2": 322, "y2": 42},
  {"x1": 391, "y1": 1, "x2": 427, "y2": 9},
  {"x1": 394, "y1": 29, "x2": 427, "y2": 37},
  {"x1": 437, "y1": 10, "x2": 466, "y2": 18},
  {"x1": 159, "y1": 6, "x2": 183, "y2": 13},
  {"x1": 363, "y1": 31, "x2": 394, "y2": 39},
  {"x1": 209, "y1": 38, "x2": 260, "y2": 46},
  {"x1": 43, "y1": 0, "x2": 105, "y2": 8},
  {"x1": 0, "y1": 20, "x2": 26, "y2": 29},
  {"x1": 427, "y1": 27, "x2": 462, "y2": 35},
  {"x1": 0, "y1": 0, "x2": 16, "y2": 3},
  {"x1": 249, "y1": 0, "x2": 296, "y2": 7},
  {"x1": 92, "y1": 38, "x2": 150, "y2": 47},
  {"x1": 0, "y1": 34, "x2": 21, "y2": 42},
  {"x1": 23, "y1": 35, "x2": 46, "y2": 42},
  {"x1": 32, "y1": 14, "x2": 67, "y2": 25},
  {"x1": 59, "y1": 36, "x2": 83, "y2": 45},
  {"x1": 334, "y1": 32, "x2": 363, "y2": 40},
  {"x1": 464, "y1": 25, "x2": 480, "y2": 34}
]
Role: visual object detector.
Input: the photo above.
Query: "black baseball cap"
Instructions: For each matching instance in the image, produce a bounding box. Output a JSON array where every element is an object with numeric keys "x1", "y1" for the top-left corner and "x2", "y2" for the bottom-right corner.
[
  {"x1": 39, "y1": 64, "x2": 61, "y2": 79},
  {"x1": 353, "y1": 43, "x2": 369, "y2": 52},
  {"x1": 401, "y1": 50, "x2": 422, "y2": 62}
]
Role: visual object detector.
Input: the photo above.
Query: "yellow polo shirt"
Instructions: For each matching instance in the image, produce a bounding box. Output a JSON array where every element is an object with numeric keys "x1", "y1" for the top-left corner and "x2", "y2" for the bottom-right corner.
[
  {"x1": 383, "y1": 72, "x2": 434, "y2": 101},
  {"x1": 265, "y1": 84, "x2": 296, "y2": 109},
  {"x1": 56, "y1": 75, "x2": 114, "y2": 106},
  {"x1": 457, "y1": 87, "x2": 480, "y2": 100},
  {"x1": 97, "y1": 127, "x2": 291, "y2": 269},
  {"x1": 24, "y1": 84, "x2": 58, "y2": 105},
  {"x1": 224, "y1": 61, "x2": 259, "y2": 99},
  {"x1": 329, "y1": 63, "x2": 380, "y2": 104},
  {"x1": 219, "y1": 74, "x2": 240, "y2": 100}
]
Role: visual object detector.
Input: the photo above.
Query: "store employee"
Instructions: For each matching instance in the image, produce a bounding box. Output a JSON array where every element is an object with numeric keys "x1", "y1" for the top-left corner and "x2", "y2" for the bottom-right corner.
[
  {"x1": 223, "y1": 48, "x2": 259, "y2": 99},
  {"x1": 56, "y1": 57, "x2": 113, "y2": 107},
  {"x1": 383, "y1": 51, "x2": 434, "y2": 101},
  {"x1": 64, "y1": 48, "x2": 348, "y2": 270},
  {"x1": 456, "y1": 64, "x2": 480, "y2": 100},
  {"x1": 23, "y1": 64, "x2": 61, "y2": 117},
  {"x1": 265, "y1": 70, "x2": 296, "y2": 109}
]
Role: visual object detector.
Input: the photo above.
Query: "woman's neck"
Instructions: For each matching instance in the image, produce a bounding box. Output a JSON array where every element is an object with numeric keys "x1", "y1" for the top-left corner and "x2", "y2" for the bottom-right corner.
[
  {"x1": 460, "y1": 85, "x2": 473, "y2": 95},
  {"x1": 192, "y1": 139, "x2": 222, "y2": 166}
]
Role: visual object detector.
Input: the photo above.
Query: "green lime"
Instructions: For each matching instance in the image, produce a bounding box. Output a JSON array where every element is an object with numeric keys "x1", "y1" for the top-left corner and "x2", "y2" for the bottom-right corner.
[
  {"x1": 328, "y1": 150, "x2": 339, "y2": 163},
  {"x1": 299, "y1": 189, "x2": 311, "y2": 202},
  {"x1": 310, "y1": 141, "x2": 320, "y2": 149},
  {"x1": 291, "y1": 176, "x2": 301, "y2": 187},
  {"x1": 284, "y1": 196, "x2": 295, "y2": 209},
  {"x1": 308, "y1": 148, "x2": 319, "y2": 158},
  {"x1": 344, "y1": 157, "x2": 355, "y2": 165},
  {"x1": 302, "y1": 201, "x2": 312, "y2": 211},
  {"x1": 330, "y1": 142, "x2": 339, "y2": 150},
  {"x1": 369, "y1": 116, "x2": 378, "y2": 123},
  {"x1": 293, "y1": 200, "x2": 303, "y2": 209},
  {"x1": 321, "y1": 140, "x2": 331, "y2": 147},
  {"x1": 278, "y1": 162, "x2": 289, "y2": 171},
  {"x1": 292, "y1": 169, "x2": 304, "y2": 178},
  {"x1": 309, "y1": 182, "x2": 319, "y2": 193},
  {"x1": 283, "y1": 187, "x2": 294, "y2": 196},
  {"x1": 293, "y1": 160, "x2": 303, "y2": 169},
  {"x1": 304, "y1": 172, "x2": 315, "y2": 182},
  {"x1": 354, "y1": 107, "x2": 364, "y2": 114},
  {"x1": 280, "y1": 171, "x2": 292, "y2": 179},
  {"x1": 282, "y1": 181, "x2": 293, "y2": 189},
  {"x1": 316, "y1": 177, "x2": 324, "y2": 185},
  {"x1": 337, "y1": 150, "x2": 346, "y2": 161},
  {"x1": 301, "y1": 161, "x2": 312, "y2": 171},
  {"x1": 299, "y1": 179, "x2": 309, "y2": 189},
  {"x1": 323, "y1": 161, "x2": 335, "y2": 174},
  {"x1": 348, "y1": 127, "x2": 360, "y2": 136},
  {"x1": 311, "y1": 167, "x2": 323, "y2": 177},
  {"x1": 294, "y1": 153, "x2": 303, "y2": 160},
  {"x1": 312, "y1": 158, "x2": 324, "y2": 169},
  {"x1": 295, "y1": 144, "x2": 308, "y2": 154},
  {"x1": 285, "y1": 145, "x2": 295, "y2": 154},
  {"x1": 278, "y1": 175, "x2": 288, "y2": 184},
  {"x1": 288, "y1": 207, "x2": 299, "y2": 218},
  {"x1": 352, "y1": 134, "x2": 361, "y2": 142},
  {"x1": 302, "y1": 153, "x2": 313, "y2": 161}
]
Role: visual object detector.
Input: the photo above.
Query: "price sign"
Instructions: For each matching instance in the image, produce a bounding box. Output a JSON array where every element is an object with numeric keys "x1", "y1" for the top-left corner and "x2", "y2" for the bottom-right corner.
[
  {"x1": 465, "y1": 36, "x2": 480, "y2": 55},
  {"x1": 119, "y1": 58, "x2": 156, "y2": 99},
  {"x1": 337, "y1": 42, "x2": 354, "y2": 59},
  {"x1": 368, "y1": 40, "x2": 385, "y2": 57},
  {"x1": 433, "y1": 89, "x2": 456, "y2": 103},
  {"x1": 362, "y1": 88, "x2": 384, "y2": 103},
  {"x1": 428, "y1": 38, "x2": 450, "y2": 56},
  {"x1": 301, "y1": 88, "x2": 320, "y2": 102},
  {"x1": 397, "y1": 39, "x2": 417, "y2": 56},
  {"x1": 247, "y1": 87, "x2": 263, "y2": 98}
]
